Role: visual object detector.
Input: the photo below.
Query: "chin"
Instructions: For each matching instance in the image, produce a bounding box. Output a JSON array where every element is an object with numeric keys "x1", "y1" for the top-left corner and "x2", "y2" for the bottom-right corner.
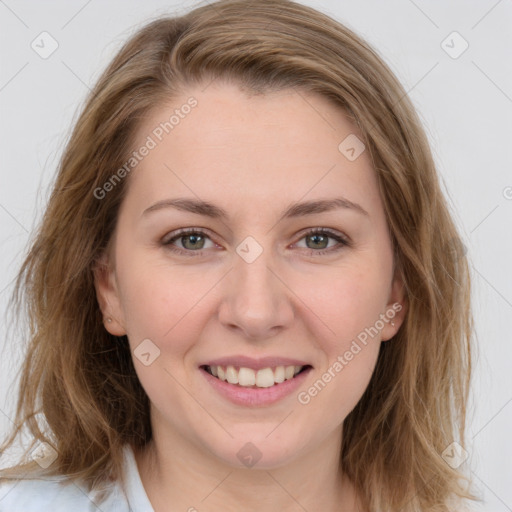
[{"x1": 204, "y1": 431, "x2": 303, "y2": 470}]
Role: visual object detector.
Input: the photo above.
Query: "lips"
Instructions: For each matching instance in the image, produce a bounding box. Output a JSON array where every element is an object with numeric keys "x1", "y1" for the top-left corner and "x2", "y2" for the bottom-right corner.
[{"x1": 200, "y1": 362, "x2": 313, "y2": 406}]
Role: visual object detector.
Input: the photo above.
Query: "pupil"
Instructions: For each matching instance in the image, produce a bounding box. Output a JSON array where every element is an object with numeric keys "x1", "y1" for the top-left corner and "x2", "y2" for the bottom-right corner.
[
  {"x1": 308, "y1": 234, "x2": 327, "y2": 249},
  {"x1": 183, "y1": 234, "x2": 204, "y2": 250}
]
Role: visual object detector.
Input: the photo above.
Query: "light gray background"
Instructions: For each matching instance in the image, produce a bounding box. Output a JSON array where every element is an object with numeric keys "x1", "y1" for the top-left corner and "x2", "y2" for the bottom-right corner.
[{"x1": 1, "y1": 1, "x2": 511, "y2": 510}]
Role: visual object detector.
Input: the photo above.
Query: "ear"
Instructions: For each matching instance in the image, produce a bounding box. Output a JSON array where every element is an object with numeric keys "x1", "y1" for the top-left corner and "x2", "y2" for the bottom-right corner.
[
  {"x1": 380, "y1": 266, "x2": 407, "y2": 342},
  {"x1": 92, "y1": 249, "x2": 127, "y2": 336}
]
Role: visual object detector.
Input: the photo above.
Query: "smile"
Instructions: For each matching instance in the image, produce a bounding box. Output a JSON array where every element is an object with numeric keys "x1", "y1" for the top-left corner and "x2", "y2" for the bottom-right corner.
[
  {"x1": 200, "y1": 363, "x2": 313, "y2": 407},
  {"x1": 202, "y1": 364, "x2": 312, "y2": 388}
]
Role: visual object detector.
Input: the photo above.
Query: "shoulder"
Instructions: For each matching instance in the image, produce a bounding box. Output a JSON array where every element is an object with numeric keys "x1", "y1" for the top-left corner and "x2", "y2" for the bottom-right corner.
[{"x1": 0, "y1": 475, "x2": 128, "y2": 512}]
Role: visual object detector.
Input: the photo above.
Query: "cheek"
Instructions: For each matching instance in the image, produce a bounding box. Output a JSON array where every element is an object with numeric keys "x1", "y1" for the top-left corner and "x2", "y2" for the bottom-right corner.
[
  {"x1": 116, "y1": 256, "x2": 215, "y2": 353},
  {"x1": 116, "y1": 261, "x2": 211, "y2": 409},
  {"x1": 308, "y1": 343, "x2": 380, "y2": 431},
  {"x1": 298, "y1": 263, "x2": 388, "y2": 411},
  {"x1": 308, "y1": 263, "x2": 390, "y2": 345},
  {"x1": 300, "y1": 273, "x2": 383, "y2": 424}
]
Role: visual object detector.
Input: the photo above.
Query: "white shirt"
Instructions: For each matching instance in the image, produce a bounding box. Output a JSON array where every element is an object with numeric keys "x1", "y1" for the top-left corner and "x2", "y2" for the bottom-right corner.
[{"x1": 0, "y1": 444, "x2": 155, "y2": 511}]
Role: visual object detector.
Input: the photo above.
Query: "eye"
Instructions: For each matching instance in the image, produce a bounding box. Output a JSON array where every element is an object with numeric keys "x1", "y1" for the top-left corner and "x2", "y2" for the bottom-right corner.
[
  {"x1": 294, "y1": 228, "x2": 350, "y2": 256},
  {"x1": 162, "y1": 228, "x2": 217, "y2": 256}
]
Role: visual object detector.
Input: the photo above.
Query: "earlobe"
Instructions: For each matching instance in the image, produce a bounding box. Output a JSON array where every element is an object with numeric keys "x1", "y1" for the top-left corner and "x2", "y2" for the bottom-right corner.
[
  {"x1": 381, "y1": 268, "x2": 408, "y2": 342},
  {"x1": 92, "y1": 251, "x2": 127, "y2": 336}
]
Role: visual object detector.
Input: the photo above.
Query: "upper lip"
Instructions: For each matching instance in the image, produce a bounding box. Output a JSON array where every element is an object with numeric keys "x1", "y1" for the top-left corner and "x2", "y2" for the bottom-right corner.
[{"x1": 200, "y1": 356, "x2": 312, "y2": 371}]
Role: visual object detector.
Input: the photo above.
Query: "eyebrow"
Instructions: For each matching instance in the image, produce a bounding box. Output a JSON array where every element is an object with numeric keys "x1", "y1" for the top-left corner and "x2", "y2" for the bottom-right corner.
[{"x1": 141, "y1": 196, "x2": 369, "y2": 221}]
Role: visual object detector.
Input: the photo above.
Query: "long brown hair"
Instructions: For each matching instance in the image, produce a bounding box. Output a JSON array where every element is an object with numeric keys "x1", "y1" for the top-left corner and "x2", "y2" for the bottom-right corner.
[{"x1": 0, "y1": 1, "x2": 476, "y2": 510}]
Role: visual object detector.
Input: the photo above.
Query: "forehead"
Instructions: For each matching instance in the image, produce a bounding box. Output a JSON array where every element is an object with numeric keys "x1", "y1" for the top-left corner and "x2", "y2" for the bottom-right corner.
[{"x1": 123, "y1": 81, "x2": 382, "y2": 219}]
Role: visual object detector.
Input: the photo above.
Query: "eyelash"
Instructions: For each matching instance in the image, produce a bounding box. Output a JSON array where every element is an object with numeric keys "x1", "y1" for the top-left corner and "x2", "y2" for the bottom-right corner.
[{"x1": 161, "y1": 227, "x2": 350, "y2": 257}]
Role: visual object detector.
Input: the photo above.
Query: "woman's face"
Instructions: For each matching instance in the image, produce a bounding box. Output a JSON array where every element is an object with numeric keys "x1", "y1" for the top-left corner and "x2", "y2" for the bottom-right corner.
[{"x1": 95, "y1": 81, "x2": 405, "y2": 469}]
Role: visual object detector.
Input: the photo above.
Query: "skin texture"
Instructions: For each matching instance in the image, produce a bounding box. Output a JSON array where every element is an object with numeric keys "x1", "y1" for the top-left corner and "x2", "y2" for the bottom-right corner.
[{"x1": 94, "y1": 80, "x2": 406, "y2": 512}]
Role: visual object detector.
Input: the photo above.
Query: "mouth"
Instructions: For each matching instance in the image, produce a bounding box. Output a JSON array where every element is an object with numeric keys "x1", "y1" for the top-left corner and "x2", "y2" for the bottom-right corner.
[{"x1": 200, "y1": 364, "x2": 313, "y2": 388}]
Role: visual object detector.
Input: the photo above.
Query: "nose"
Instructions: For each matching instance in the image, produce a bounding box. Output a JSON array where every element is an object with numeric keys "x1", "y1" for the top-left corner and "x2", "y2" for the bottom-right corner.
[{"x1": 217, "y1": 246, "x2": 295, "y2": 340}]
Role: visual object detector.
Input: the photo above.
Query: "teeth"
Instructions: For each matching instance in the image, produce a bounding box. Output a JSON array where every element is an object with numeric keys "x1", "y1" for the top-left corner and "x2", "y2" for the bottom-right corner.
[
  {"x1": 285, "y1": 366, "x2": 295, "y2": 380},
  {"x1": 207, "y1": 364, "x2": 305, "y2": 387},
  {"x1": 238, "y1": 367, "x2": 255, "y2": 386},
  {"x1": 274, "y1": 365, "x2": 285, "y2": 383},
  {"x1": 256, "y1": 368, "x2": 274, "y2": 388},
  {"x1": 226, "y1": 365, "x2": 238, "y2": 384}
]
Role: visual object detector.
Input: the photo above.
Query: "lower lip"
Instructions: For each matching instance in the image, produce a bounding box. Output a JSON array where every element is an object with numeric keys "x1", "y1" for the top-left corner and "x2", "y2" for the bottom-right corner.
[{"x1": 200, "y1": 367, "x2": 312, "y2": 407}]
